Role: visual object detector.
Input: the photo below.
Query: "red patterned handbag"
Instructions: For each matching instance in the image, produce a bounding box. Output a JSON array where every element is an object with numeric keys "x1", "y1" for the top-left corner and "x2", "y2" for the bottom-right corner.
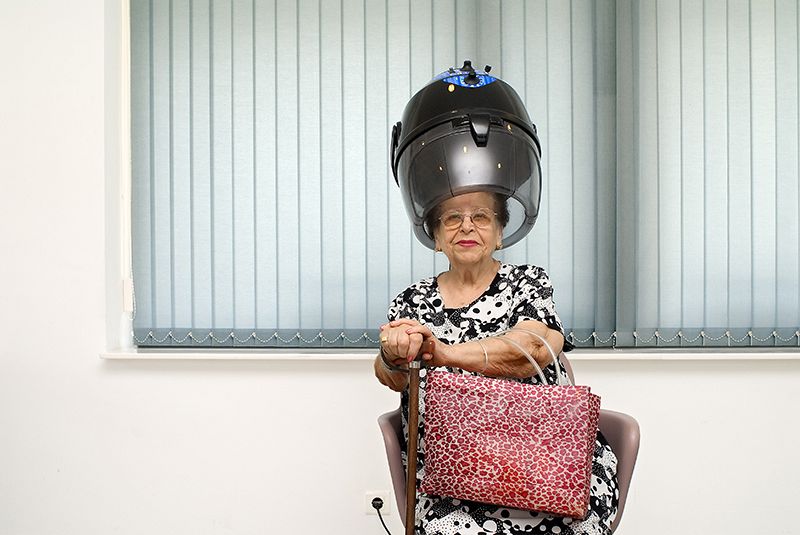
[{"x1": 419, "y1": 331, "x2": 600, "y2": 519}]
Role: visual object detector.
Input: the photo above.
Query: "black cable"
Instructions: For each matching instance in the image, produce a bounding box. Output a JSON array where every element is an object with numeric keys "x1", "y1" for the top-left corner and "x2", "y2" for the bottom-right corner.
[
  {"x1": 371, "y1": 497, "x2": 393, "y2": 535},
  {"x1": 376, "y1": 507, "x2": 392, "y2": 535}
]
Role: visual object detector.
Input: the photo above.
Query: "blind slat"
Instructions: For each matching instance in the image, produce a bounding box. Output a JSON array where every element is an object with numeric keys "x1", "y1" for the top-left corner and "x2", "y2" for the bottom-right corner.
[
  {"x1": 545, "y1": 0, "x2": 574, "y2": 319},
  {"x1": 775, "y1": 0, "x2": 800, "y2": 329},
  {"x1": 679, "y1": 0, "x2": 705, "y2": 329},
  {"x1": 298, "y1": 0, "x2": 323, "y2": 328},
  {"x1": 656, "y1": 0, "x2": 682, "y2": 328},
  {"x1": 702, "y1": 0, "x2": 729, "y2": 330},
  {"x1": 726, "y1": 0, "x2": 753, "y2": 330}
]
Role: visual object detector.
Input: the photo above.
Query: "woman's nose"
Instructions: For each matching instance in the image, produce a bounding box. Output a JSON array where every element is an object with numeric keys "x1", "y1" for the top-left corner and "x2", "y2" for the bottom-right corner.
[{"x1": 459, "y1": 214, "x2": 476, "y2": 230}]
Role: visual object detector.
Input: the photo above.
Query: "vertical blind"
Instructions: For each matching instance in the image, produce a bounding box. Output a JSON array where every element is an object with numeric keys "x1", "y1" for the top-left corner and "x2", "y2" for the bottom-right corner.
[
  {"x1": 616, "y1": 0, "x2": 800, "y2": 346},
  {"x1": 130, "y1": 0, "x2": 799, "y2": 348}
]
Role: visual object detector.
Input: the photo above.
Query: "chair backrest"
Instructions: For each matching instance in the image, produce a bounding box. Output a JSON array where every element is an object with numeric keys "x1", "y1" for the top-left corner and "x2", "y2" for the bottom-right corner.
[
  {"x1": 377, "y1": 408, "x2": 407, "y2": 523},
  {"x1": 377, "y1": 353, "x2": 640, "y2": 533},
  {"x1": 598, "y1": 408, "x2": 640, "y2": 531}
]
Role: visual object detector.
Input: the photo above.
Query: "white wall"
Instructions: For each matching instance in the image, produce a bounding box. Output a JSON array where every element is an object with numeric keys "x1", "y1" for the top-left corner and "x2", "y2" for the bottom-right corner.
[{"x1": 1, "y1": 2, "x2": 799, "y2": 534}]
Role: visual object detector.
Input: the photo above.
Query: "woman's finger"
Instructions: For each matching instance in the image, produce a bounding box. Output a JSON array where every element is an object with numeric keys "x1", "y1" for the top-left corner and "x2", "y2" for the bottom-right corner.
[
  {"x1": 389, "y1": 318, "x2": 420, "y2": 328},
  {"x1": 382, "y1": 327, "x2": 398, "y2": 362},
  {"x1": 394, "y1": 330, "x2": 410, "y2": 361},
  {"x1": 406, "y1": 332, "x2": 423, "y2": 361},
  {"x1": 404, "y1": 324, "x2": 434, "y2": 340}
]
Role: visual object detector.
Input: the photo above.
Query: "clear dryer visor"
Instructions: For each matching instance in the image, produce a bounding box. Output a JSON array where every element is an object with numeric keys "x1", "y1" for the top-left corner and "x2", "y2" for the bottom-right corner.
[{"x1": 396, "y1": 122, "x2": 541, "y2": 249}]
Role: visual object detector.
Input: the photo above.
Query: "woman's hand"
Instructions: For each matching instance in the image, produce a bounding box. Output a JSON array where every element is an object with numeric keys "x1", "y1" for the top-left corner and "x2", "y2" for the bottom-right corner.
[
  {"x1": 380, "y1": 318, "x2": 443, "y2": 366},
  {"x1": 374, "y1": 318, "x2": 439, "y2": 392}
]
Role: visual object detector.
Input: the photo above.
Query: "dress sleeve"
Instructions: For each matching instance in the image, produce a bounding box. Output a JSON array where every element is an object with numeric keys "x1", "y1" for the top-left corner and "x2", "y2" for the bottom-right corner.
[{"x1": 508, "y1": 265, "x2": 574, "y2": 351}]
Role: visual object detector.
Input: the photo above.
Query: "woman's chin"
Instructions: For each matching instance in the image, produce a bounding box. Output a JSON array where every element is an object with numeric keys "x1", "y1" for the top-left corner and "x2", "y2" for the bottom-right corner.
[{"x1": 448, "y1": 249, "x2": 491, "y2": 265}]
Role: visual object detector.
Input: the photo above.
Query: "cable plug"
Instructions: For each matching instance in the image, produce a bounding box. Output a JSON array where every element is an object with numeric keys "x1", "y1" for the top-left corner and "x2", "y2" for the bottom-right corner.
[{"x1": 371, "y1": 496, "x2": 393, "y2": 535}]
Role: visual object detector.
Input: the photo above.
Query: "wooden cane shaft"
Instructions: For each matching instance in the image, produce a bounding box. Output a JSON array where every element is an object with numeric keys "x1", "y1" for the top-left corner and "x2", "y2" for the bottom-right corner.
[{"x1": 405, "y1": 362, "x2": 421, "y2": 535}]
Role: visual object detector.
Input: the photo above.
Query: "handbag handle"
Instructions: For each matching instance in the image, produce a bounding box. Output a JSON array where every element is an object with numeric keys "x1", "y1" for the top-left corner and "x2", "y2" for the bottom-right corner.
[{"x1": 497, "y1": 328, "x2": 572, "y2": 386}]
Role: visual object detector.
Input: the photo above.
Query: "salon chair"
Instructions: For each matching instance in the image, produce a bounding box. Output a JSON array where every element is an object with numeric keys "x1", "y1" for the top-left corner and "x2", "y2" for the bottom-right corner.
[{"x1": 377, "y1": 353, "x2": 640, "y2": 533}]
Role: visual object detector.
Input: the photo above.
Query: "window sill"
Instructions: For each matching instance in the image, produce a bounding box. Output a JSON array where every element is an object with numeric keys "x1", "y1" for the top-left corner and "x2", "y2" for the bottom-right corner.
[{"x1": 100, "y1": 347, "x2": 800, "y2": 361}]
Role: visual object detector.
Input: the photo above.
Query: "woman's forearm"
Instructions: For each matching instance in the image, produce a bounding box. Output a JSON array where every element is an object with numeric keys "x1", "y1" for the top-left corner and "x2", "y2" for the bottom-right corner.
[{"x1": 439, "y1": 321, "x2": 564, "y2": 378}]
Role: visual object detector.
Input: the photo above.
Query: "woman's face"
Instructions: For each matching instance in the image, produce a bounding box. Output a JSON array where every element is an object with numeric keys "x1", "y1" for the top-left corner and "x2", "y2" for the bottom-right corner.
[{"x1": 433, "y1": 191, "x2": 502, "y2": 267}]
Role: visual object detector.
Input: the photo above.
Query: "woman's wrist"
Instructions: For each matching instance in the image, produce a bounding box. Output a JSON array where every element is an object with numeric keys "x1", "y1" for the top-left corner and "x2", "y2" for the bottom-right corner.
[
  {"x1": 379, "y1": 346, "x2": 409, "y2": 374},
  {"x1": 475, "y1": 338, "x2": 489, "y2": 374}
]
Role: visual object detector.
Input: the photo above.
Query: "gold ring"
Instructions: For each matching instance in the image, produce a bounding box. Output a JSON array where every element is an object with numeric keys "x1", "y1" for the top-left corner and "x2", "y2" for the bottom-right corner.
[{"x1": 380, "y1": 336, "x2": 389, "y2": 344}]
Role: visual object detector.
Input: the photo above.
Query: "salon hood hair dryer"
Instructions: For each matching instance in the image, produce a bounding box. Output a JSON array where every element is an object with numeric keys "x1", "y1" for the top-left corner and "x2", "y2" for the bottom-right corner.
[{"x1": 390, "y1": 60, "x2": 543, "y2": 249}]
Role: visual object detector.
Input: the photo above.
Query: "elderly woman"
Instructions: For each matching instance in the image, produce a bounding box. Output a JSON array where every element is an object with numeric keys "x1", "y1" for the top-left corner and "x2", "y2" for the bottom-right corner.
[{"x1": 373, "y1": 190, "x2": 619, "y2": 535}]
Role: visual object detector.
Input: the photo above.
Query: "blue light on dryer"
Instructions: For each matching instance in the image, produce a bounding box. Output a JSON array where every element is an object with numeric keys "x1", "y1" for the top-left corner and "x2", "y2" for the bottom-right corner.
[{"x1": 441, "y1": 73, "x2": 497, "y2": 88}]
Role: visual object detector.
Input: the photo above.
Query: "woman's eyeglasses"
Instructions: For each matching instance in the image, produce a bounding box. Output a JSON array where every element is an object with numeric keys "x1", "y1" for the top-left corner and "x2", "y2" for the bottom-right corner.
[{"x1": 439, "y1": 208, "x2": 497, "y2": 229}]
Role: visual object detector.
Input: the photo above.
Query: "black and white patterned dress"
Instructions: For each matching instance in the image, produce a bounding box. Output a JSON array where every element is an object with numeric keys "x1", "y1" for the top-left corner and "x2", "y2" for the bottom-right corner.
[{"x1": 388, "y1": 263, "x2": 619, "y2": 535}]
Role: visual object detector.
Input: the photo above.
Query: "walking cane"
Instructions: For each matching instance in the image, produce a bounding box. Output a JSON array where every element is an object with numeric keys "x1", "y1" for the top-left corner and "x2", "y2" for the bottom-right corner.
[{"x1": 405, "y1": 339, "x2": 434, "y2": 535}]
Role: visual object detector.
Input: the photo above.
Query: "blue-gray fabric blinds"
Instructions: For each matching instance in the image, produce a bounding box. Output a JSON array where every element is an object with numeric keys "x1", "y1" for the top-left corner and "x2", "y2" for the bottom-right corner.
[{"x1": 130, "y1": 0, "x2": 800, "y2": 348}]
